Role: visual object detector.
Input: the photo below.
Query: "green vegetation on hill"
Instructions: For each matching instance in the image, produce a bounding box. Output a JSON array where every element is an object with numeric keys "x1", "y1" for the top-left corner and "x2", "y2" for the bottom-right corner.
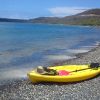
[
  {"x1": 62, "y1": 16, "x2": 100, "y2": 26},
  {"x1": 77, "y1": 17, "x2": 100, "y2": 26}
]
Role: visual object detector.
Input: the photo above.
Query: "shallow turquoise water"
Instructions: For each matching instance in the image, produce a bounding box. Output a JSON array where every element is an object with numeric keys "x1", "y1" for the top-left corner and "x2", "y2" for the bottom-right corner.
[{"x1": 0, "y1": 22, "x2": 100, "y2": 80}]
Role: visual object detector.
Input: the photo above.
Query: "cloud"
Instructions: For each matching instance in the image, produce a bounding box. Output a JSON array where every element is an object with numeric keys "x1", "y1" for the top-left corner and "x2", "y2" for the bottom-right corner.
[{"x1": 48, "y1": 7, "x2": 89, "y2": 17}]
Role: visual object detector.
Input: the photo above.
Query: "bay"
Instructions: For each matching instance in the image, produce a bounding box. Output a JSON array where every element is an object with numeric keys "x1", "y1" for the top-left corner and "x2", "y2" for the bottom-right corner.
[{"x1": 0, "y1": 22, "x2": 100, "y2": 80}]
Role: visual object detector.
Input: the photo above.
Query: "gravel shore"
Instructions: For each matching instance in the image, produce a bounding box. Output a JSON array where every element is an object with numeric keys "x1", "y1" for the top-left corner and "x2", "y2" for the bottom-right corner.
[{"x1": 0, "y1": 46, "x2": 100, "y2": 100}]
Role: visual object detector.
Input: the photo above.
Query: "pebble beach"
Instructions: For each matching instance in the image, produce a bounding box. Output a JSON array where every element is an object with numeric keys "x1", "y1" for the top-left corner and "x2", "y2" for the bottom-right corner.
[{"x1": 0, "y1": 46, "x2": 100, "y2": 100}]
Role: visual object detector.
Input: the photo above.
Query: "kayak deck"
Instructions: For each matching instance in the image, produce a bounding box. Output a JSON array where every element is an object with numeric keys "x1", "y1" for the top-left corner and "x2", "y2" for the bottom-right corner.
[{"x1": 27, "y1": 65, "x2": 100, "y2": 83}]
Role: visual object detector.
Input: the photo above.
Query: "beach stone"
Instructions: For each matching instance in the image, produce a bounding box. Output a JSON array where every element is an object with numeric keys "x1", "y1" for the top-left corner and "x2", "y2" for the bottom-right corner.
[{"x1": 0, "y1": 46, "x2": 100, "y2": 100}]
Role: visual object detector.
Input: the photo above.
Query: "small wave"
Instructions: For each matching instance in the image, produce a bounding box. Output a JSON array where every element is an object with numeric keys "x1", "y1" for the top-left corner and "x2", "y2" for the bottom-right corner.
[
  {"x1": 45, "y1": 55, "x2": 76, "y2": 61},
  {"x1": 67, "y1": 49, "x2": 90, "y2": 54},
  {"x1": 0, "y1": 68, "x2": 32, "y2": 80}
]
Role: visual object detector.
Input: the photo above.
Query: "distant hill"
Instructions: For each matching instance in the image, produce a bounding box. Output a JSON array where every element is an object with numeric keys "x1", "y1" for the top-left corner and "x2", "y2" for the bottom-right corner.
[
  {"x1": 29, "y1": 8, "x2": 100, "y2": 26},
  {"x1": 0, "y1": 9, "x2": 100, "y2": 26},
  {"x1": 77, "y1": 8, "x2": 100, "y2": 16},
  {"x1": 0, "y1": 18, "x2": 27, "y2": 23}
]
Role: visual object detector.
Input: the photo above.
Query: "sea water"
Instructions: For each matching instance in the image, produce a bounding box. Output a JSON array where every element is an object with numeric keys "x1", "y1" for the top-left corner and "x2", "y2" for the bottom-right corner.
[{"x1": 0, "y1": 22, "x2": 100, "y2": 80}]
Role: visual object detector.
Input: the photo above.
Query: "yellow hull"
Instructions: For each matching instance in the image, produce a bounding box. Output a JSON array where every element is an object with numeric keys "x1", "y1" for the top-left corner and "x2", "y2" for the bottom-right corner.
[{"x1": 27, "y1": 65, "x2": 100, "y2": 83}]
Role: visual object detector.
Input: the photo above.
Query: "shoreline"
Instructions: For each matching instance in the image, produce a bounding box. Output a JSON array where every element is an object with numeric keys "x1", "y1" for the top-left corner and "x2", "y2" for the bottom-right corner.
[
  {"x1": 0, "y1": 45, "x2": 100, "y2": 100},
  {"x1": 51, "y1": 44, "x2": 100, "y2": 66}
]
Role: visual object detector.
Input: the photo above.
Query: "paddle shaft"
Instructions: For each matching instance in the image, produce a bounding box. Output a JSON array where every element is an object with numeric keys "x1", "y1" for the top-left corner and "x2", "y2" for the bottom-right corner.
[
  {"x1": 71, "y1": 67, "x2": 97, "y2": 73},
  {"x1": 70, "y1": 63, "x2": 100, "y2": 73}
]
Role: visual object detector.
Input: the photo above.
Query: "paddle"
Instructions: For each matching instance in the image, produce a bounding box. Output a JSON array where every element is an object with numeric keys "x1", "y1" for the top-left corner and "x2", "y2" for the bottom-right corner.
[
  {"x1": 71, "y1": 63, "x2": 100, "y2": 72},
  {"x1": 37, "y1": 63, "x2": 100, "y2": 76}
]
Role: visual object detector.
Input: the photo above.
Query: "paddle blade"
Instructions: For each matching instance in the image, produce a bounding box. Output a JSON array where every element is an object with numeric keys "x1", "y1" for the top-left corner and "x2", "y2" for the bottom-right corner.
[{"x1": 90, "y1": 63, "x2": 100, "y2": 68}]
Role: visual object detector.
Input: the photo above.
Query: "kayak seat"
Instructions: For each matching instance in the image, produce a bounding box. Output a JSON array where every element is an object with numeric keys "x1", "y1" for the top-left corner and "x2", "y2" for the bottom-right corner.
[{"x1": 37, "y1": 66, "x2": 58, "y2": 75}]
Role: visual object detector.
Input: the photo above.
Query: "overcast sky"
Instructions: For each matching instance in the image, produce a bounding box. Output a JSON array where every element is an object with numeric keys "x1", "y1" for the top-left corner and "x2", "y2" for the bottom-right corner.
[{"x1": 0, "y1": 0, "x2": 99, "y2": 19}]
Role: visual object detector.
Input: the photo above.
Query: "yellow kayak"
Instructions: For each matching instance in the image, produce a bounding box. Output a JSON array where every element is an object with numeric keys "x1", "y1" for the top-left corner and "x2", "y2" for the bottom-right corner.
[{"x1": 27, "y1": 64, "x2": 100, "y2": 83}]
